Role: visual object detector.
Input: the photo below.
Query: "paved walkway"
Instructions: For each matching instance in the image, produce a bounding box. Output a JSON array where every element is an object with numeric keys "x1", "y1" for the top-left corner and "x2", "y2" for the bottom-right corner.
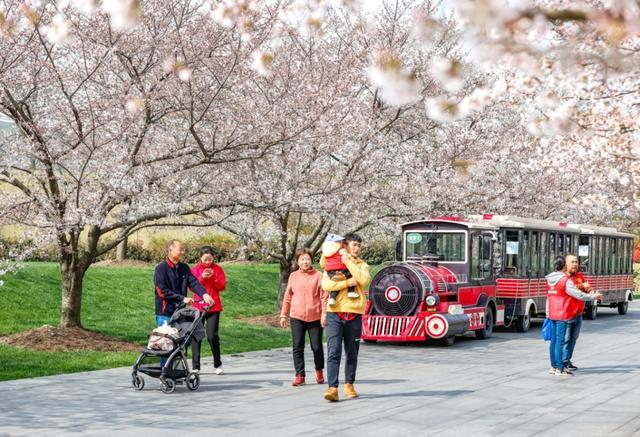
[{"x1": 2, "y1": 306, "x2": 640, "y2": 437}]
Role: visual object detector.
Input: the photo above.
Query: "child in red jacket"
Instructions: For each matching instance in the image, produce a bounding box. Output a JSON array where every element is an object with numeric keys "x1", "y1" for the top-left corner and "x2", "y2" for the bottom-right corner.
[{"x1": 321, "y1": 234, "x2": 358, "y2": 306}]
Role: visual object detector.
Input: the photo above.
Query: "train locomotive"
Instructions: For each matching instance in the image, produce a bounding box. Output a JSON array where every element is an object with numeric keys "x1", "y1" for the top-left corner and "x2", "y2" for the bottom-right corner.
[{"x1": 362, "y1": 217, "x2": 505, "y2": 346}]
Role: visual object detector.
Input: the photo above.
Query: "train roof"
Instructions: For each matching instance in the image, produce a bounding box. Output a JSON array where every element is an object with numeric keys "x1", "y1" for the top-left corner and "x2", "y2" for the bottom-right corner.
[
  {"x1": 401, "y1": 217, "x2": 497, "y2": 230},
  {"x1": 567, "y1": 224, "x2": 635, "y2": 239},
  {"x1": 403, "y1": 215, "x2": 635, "y2": 238},
  {"x1": 467, "y1": 215, "x2": 579, "y2": 233}
]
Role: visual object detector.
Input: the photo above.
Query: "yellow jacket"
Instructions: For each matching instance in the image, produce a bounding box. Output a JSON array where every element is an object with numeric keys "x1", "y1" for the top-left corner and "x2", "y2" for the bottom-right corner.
[{"x1": 321, "y1": 255, "x2": 371, "y2": 314}]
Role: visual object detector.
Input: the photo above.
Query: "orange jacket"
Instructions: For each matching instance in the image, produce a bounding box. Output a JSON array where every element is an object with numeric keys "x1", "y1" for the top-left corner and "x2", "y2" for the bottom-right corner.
[{"x1": 281, "y1": 268, "x2": 327, "y2": 322}]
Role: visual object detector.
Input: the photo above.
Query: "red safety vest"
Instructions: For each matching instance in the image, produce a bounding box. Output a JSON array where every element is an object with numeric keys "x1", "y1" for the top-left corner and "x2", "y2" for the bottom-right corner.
[
  {"x1": 547, "y1": 276, "x2": 573, "y2": 321},
  {"x1": 568, "y1": 272, "x2": 586, "y2": 317}
]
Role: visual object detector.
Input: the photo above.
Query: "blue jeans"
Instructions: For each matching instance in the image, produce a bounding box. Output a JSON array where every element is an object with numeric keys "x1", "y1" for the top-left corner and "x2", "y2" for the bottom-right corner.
[
  {"x1": 562, "y1": 316, "x2": 582, "y2": 365},
  {"x1": 326, "y1": 313, "x2": 362, "y2": 388},
  {"x1": 549, "y1": 320, "x2": 568, "y2": 369}
]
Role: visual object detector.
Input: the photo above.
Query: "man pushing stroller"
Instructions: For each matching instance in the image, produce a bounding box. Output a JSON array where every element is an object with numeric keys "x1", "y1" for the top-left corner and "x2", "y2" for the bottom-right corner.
[{"x1": 154, "y1": 239, "x2": 215, "y2": 327}]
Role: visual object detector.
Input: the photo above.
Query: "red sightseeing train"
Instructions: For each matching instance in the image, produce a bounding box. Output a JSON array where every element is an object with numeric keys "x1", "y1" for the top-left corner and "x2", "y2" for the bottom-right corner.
[{"x1": 361, "y1": 215, "x2": 635, "y2": 346}]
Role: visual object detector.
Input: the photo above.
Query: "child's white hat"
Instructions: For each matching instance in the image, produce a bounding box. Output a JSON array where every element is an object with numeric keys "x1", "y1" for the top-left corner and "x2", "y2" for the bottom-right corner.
[{"x1": 325, "y1": 233, "x2": 344, "y2": 242}]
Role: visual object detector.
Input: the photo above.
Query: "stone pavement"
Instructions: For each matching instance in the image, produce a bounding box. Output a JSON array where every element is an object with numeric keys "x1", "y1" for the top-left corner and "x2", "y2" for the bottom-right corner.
[{"x1": 2, "y1": 305, "x2": 640, "y2": 437}]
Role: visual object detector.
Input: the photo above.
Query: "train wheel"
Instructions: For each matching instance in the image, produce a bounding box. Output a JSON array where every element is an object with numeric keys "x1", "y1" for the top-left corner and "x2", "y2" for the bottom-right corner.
[
  {"x1": 515, "y1": 310, "x2": 531, "y2": 333},
  {"x1": 585, "y1": 303, "x2": 598, "y2": 320},
  {"x1": 618, "y1": 300, "x2": 629, "y2": 315},
  {"x1": 475, "y1": 308, "x2": 494, "y2": 340},
  {"x1": 440, "y1": 336, "x2": 456, "y2": 347}
]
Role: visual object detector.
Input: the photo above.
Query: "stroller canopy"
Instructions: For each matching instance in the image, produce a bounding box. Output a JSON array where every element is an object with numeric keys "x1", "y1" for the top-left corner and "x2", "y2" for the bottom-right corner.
[{"x1": 168, "y1": 307, "x2": 205, "y2": 343}]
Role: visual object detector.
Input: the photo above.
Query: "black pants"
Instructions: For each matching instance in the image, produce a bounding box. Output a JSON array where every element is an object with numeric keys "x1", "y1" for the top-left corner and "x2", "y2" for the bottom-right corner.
[
  {"x1": 192, "y1": 311, "x2": 222, "y2": 369},
  {"x1": 290, "y1": 318, "x2": 324, "y2": 377},
  {"x1": 326, "y1": 312, "x2": 361, "y2": 388}
]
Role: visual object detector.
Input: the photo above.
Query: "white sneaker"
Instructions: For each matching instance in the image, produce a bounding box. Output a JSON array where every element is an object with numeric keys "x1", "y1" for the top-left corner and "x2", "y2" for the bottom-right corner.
[
  {"x1": 192, "y1": 368, "x2": 200, "y2": 374},
  {"x1": 215, "y1": 367, "x2": 224, "y2": 375},
  {"x1": 554, "y1": 368, "x2": 573, "y2": 377},
  {"x1": 328, "y1": 298, "x2": 336, "y2": 306},
  {"x1": 347, "y1": 292, "x2": 359, "y2": 298},
  {"x1": 548, "y1": 367, "x2": 555, "y2": 374}
]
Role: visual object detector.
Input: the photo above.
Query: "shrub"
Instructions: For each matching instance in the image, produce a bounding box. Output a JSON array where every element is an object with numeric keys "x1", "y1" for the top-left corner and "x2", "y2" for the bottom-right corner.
[{"x1": 360, "y1": 238, "x2": 396, "y2": 264}]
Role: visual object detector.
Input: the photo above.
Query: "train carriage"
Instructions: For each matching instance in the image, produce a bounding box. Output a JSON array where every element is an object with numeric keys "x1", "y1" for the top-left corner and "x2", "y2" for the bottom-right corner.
[
  {"x1": 362, "y1": 214, "x2": 636, "y2": 345},
  {"x1": 468, "y1": 215, "x2": 582, "y2": 332},
  {"x1": 570, "y1": 224, "x2": 635, "y2": 319}
]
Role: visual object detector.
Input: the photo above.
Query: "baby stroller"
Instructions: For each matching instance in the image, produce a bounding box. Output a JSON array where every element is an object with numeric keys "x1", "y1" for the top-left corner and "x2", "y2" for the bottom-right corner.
[{"x1": 132, "y1": 306, "x2": 207, "y2": 393}]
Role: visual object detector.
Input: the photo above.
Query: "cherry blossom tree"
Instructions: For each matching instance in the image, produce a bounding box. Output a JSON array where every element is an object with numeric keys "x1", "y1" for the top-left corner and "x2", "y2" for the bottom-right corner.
[{"x1": 0, "y1": 0, "x2": 316, "y2": 326}]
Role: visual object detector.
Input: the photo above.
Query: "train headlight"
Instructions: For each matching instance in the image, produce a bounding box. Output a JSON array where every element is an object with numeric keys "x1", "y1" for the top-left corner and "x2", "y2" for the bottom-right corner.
[{"x1": 425, "y1": 295, "x2": 437, "y2": 306}]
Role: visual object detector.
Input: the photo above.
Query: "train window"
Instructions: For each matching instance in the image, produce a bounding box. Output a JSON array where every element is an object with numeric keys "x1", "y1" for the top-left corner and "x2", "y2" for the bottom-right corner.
[
  {"x1": 471, "y1": 236, "x2": 480, "y2": 279},
  {"x1": 557, "y1": 233, "x2": 565, "y2": 255},
  {"x1": 504, "y1": 230, "x2": 520, "y2": 276},
  {"x1": 483, "y1": 235, "x2": 493, "y2": 276},
  {"x1": 625, "y1": 239, "x2": 632, "y2": 274},
  {"x1": 578, "y1": 235, "x2": 590, "y2": 273},
  {"x1": 548, "y1": 233, "x2": 556, "y2": 272},
  {"x1": 602, "y1": 237, "x2": 611, "y2": 275},
  {"x1": 598, "y1": 237, "x2": 605, "y2": 274},
  {"x1": 611, "y1": 239, "x2": 618, "y2": 274},
  {"x1": 523, "y1": 231, "x2": 530, "y2": 276},
  {"x1": 405, "y1": 232, "x2": 466, "y2": 262},
  {"x1": 566, "y1": 235, "x2": 573, "y2": 254},
  {"x1": 531, "y1": 231, "x2": 540, "y2": 276},
  {"x1": 540, "y1": 232, "x2": 548, "y2": 274}
]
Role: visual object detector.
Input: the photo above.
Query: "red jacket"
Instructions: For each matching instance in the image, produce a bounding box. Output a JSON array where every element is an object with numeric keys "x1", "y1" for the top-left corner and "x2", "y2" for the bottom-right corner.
[
  {"x1": 547, "y1": 276, "x2": 573, "y2": 321},
  {"x1": 324, "y1": 251, "x2": 347, "y2": 272},
  {"x1": 191, "y1": 262, "x2": 226, "y2": 313}
]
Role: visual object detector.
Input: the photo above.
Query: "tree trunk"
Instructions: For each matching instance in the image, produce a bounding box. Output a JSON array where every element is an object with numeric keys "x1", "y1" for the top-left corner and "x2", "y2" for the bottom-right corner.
[
  {"x1": 60, "y1": 258, "x2": 85, "y2": 328},
  {"x1": 277, "y1": 260, "x2": 293, "y2": 312},
  {"x1": 116, "y1": 237, "x2": 128, "y2": 261},
  {"x1": 58, "y1": 225, "x2": 100, "y2": 328}
]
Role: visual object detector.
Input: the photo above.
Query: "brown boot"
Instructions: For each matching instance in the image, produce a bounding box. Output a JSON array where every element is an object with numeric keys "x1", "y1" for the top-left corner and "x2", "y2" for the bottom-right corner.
[
  {"x1": 323, "y1": 387, "x2": 339, "y2": 402},
  {"x1": 344, "y1": 383, "x2": 358, "y2": 399}
]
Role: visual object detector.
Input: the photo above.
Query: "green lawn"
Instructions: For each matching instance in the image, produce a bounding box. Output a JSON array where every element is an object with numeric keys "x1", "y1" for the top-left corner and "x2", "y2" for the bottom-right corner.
[{"x1": 0, "y1": 262, "x2": 292, "y2": 381}]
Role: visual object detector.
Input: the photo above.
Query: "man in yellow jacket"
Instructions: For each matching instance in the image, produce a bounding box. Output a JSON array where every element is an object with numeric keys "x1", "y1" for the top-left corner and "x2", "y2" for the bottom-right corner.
[{"x1": 321, "y1": 233, "x2": 371, "y2": 402}]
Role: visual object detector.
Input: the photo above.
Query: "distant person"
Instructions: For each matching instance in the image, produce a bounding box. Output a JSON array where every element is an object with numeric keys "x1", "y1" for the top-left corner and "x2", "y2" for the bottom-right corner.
[
  {"x1": 280, "y1": 248, "x2": 327, "y2": 386},
  {"x1": 321, "y1": 234, "x2": 358, "y2": 306},
  {"x1": 546, "y1": 255, "x2": 601, "y2": 376},
  {"x1": 322, "y1": 233, "x2": 370, "y2": 402},
  {"x1": 191, "y1": 246, "x2": 227, "y2": 374},
  {"x1": 154, "y1": 240, "x2": 214, "y2": 328}
]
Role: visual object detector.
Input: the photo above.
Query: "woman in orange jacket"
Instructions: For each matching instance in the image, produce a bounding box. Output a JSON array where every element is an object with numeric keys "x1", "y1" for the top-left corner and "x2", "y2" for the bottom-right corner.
[{"x1": 280, "y1": 248, "x2": 328, "y2": 386}]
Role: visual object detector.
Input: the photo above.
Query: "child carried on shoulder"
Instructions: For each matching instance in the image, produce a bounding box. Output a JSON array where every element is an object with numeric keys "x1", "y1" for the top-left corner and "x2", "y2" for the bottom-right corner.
[{"x1": 321, "y1": 233, "x2": 358, "y2": 307}]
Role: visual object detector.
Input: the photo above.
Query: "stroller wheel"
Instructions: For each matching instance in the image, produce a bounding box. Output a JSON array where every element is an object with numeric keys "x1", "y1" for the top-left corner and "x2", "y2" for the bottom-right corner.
[
  {"x1": 186, "y1": 372, "x2": 200, "y2": 391},
  {"x1": 132, "y1": 375, "x2": 145, "y2": 391},
  {"x1": 161, "y1": 378, "x2": 176, "y2": 394}
]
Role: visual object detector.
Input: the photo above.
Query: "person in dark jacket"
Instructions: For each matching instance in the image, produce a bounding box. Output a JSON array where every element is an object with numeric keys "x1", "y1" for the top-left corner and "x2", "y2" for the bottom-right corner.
[{"x1": 154, "y1": 239, "x2": 214, "y2": 327}]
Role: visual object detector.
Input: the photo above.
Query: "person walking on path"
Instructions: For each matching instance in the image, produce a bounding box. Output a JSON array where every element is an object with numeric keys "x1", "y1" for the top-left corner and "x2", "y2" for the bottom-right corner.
[
  {"x1": 191, "y1": 246, "x2": 227, "y2": 374},
  {"x1": 546, "y1": 255, "x2": 601, "y2": 376},
  {"x1": 280, "y1": 248, "x2": 327, "y2": 386},
  {"x1": 322, "y1": 233, "x2": 371, "y2": 402},
  {"x1": 153, "y1": 240, "x2": 214, "y2": 328}
]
